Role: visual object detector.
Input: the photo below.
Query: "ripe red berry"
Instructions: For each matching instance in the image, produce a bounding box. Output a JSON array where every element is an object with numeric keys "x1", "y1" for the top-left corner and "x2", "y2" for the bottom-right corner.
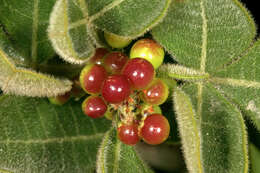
[
  {"x1": 80, "y1": 64, "x2": 107, "y2": 94},
  {"x1": 142, "y1": 78, "x2": 169, "y2": 105},
  {"x1": 122, "y1": 58, "x2": 155, "y2": 90},
  {"x1": 82, "y1": 96, "x2": 107, "y2": 118},
  {"x1": 103, "y1": 52, "x2": 128, "y2": 74},
  {"x1": 102, "y1": 75, "x2": 131, "y2": 104},
  {"x1": 140, "y1": 114, "x2": 170, "y2": 145},
  {"x1": 130, "y1": 39, "x2": 164, "y2": 69},
  {"x1": 118, "y1": 123, "x2": 140, "y2": 145},
  {"x1": 90, "y1": 48, "x2": 109, "y2": 65}
]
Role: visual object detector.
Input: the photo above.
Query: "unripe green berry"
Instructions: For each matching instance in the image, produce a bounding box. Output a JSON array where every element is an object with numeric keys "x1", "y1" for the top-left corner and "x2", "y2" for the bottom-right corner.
[
  {"x1": 104, "y1": 31, "x2": 132, "y2": 49},
  {"x1": 130, "y1": 39, "x2": 164, "y2": 69}
]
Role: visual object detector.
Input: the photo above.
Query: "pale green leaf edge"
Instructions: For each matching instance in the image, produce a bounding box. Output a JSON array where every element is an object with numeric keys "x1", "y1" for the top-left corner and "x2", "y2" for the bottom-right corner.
[
  {"x1": 0, "y1": 48, "x2": 72, "y2": 97},
  {"x1": 157, "y1": 64, "x2": 209, "y2": 81},
  {"x1": 173, "y1": 87, "x2": 203, "y2": 173}
]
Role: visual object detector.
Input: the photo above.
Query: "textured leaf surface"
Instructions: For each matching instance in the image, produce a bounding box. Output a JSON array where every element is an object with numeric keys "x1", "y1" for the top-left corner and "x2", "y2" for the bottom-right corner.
[
  {"x1": 157, "y1": 64, "x2": 209, "y2": 81},
  {"x1": 152, "y1": 0, "x2": 255, "y2": 73},
  {"x1": 173, "y1": 87, "x2": 202, "y2": 173},
  {"x1": 0, "y1": 36, "x2": 72, "y2": 97},
  {"x1": 96, "y1": 128, "x2": 153, "y2": 173},
  {"x1": 182, "y1": 83, "x2": 248, "y2": 173},
  {"x1": 212, "y1": 40, "x2": 260, "y2": 131},
  {"x1": 0, "y1": 95, "x2": 110, "y2": 172},
  {"x1": 0, "y1": 0, "x2": 56, "y2": 65},
  {"x1": 48, "y1": 0, "x2": 171, "y2": 64}
]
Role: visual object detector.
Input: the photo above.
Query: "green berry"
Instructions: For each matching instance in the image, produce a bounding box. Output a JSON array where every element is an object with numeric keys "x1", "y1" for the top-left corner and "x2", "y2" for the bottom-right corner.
[
  {"x1": 104, "y1": 31, "x2": 132, "y2": 49},
  {"x1": 130, "y1": 39, "x2": 164, "y2": 69}
]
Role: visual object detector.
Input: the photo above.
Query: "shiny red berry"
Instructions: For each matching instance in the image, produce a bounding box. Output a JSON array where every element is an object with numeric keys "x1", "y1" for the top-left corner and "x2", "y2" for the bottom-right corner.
[
  {"x1": 140, "y1": 114, "x2": 170, "y2": 145},
  {"x1": 82, "y1": 96, "x2": 107, "y2": 118},
  {"x1": 142, "y1": 78, "x2": 169, "y2": 105},
  {"x1": 118, "y1": 123, "x2": 140, "y2": 145},
  {"x1": 90, "y1": 48, "x2": 109, "y2": 65},
  {"x1": 48, "y1": 92, "x2": 71, "y2": 105},
  {"x1": 102, "y1": 75, "x2": 131, "y2": 104},
  {"x1": 80, "y1": 64, "x2": 107, "y2": 94},
  {"x1": 122, "y1": 58, "x2": 155, "y2": 90},
  {"x1": 103, "y1": 52, "x2": 128, "y2": 74}
]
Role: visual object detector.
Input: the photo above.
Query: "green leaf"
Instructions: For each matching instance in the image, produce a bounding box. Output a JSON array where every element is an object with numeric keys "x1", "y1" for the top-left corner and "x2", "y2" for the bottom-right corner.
[
  {"x1": 48, "y1": 0, "x2": 171, "y2": 64},
  {"x1": 0, "y1": 95, "x2": 110, "y2": 172},
  {"x1": 181, "y1": 83, "x2": 248, "y2": 173},
  {"x1": 157, "y1": 64, "x2": 209, "y2": 81},
  {"x1": 211, "y1": 39, "x2": 260, "y2": 131},
  {"x1": 0, "y1": 38, "x2": 72, "y2": 97},
  {"x1": 173, "y1": 87, "x2": 202, "y2": 173},
  {"x1": 249, "y1": 143, "x2": 260, "y2": 173},
  {"x1": 152, "y1": 0, "x2": 256, "y2": 73},
  {"x1": 96, "y1": 128, "x2": 153, "y2": 173},
  {"x1": 0, "y1": 0, "x2": 56, "y2": 65}
]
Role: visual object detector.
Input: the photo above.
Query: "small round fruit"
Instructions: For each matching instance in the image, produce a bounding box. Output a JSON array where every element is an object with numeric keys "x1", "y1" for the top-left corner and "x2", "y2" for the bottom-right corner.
[
  {"x1": 48, "y1": 92, "x2": 71, "y2": 105},
  {"x1": 130, "y1": 39, "x2": 164, "y2": 69},
  {"x1": 122, "y1": 58, "x2": 155, "y2": 90},
  {"x1": 104, "y1": 31, "x2": 132, "y2": 49},
  {"x1": 90, "y1": 48, "x2": 109, "y2": 65},
  {"x1": 142, "y1": 78, "x2": 169, "y2": 105},
  {"x1": 102, "y1": 75, "x2": 131, "y2": 103},
  {"x1": 80, "y1": 64, "x2": 107, "y2": 94},
  {"x1": 118, "y1": 123, "x2": 140, "y2": 145},
  {"x1": 140, "y1": 114, "x2": 170, "y2": 145},
  {"x1": 103, "y1": 52, "x2": 128, "y2": 74},
  {"x1": 82, "y1": 96, "x2": 107, "y2": 118}
]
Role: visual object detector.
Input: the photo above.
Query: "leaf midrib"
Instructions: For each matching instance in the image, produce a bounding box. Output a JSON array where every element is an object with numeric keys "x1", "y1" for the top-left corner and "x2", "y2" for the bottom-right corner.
[{"x1": 0, "y1": 133, "x2": 104, "y2": 145}]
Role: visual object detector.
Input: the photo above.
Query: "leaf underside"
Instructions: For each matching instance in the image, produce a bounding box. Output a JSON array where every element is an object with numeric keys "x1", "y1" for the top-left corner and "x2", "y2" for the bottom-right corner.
[
  {"x1": 48, "y1": 0, "x2": 171, "y2": 64},
  {"x1": 96, "y1": 128, "x2": 153, "y2": 173},
  {"x1": 0, "y1": 96, "x2": 111, "y2": 172}
]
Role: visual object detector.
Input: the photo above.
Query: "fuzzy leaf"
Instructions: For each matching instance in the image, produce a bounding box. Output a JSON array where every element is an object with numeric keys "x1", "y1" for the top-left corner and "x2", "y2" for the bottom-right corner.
[
  {"x1": 0, "y1": 38, "x2": 72, "y2": 97},
  {"x1": 181, "y1": 83, "x2": 248, "y2": 173},
  {"x1": 152, "y1": 0, "x2": 255, "y2": 73},
  {"x1": 211, "y1": 40, "x2": 260, "y2": 131},
  {"x1": 96, "y1": 128, "x2": 153, "y2": 173},
  {"x1": 157, "y1": 64, "x2": 209, "y2": 81},
  {"x1": 0, "y1": 0, "x2": 56, "y2": 65},
  {"x1": 0, "y1": 95, "x2": 110, "y2": 172},
  {"x1": 173, "y1": 87, "x2": 202, "y2": 173},
  {"x1": 48, "y1": 0, "x2": 171, "y2": 64}
]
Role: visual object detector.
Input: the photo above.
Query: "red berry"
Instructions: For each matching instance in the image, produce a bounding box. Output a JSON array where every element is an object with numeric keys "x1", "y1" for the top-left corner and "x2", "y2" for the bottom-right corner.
[
  {"x1": 102, "y1": 75, "x2": 131, "y2": 104},
  {"x1": 90, "y1": 48, "x2": 109, "y2": 65},
  {"x1": 122, "y1": 58, "x2": 155, "y2": 90},
  {"x1": 142, "y1": 78, "x2": 169, "y2": 105},
  {"x1": 80, "y1": 64, "x2": 107, "y2": 94},
  {"x1": 118, "y1": 123, "x2": 140, "y2": 145},
  {"x1": 103, "y1": 52, "x2": 128, "y2": 74},
  {"x1": 140, "y1": 114, "x2": 170, "y2": 145},
  {"x1": 82, "y1": 96, "x2": 107, "y2": 118}
]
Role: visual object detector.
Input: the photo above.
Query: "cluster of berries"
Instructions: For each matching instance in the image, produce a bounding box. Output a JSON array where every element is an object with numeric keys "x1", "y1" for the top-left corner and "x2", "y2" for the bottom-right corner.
[{"x1": 79, "y1": 38, "x2": 170, "y2": 146}]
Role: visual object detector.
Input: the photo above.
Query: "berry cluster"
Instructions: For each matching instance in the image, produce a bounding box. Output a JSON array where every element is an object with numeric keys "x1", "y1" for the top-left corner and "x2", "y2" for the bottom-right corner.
[{"x1": 60, "y1": 37, "x2": 170, "y2": 146}]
